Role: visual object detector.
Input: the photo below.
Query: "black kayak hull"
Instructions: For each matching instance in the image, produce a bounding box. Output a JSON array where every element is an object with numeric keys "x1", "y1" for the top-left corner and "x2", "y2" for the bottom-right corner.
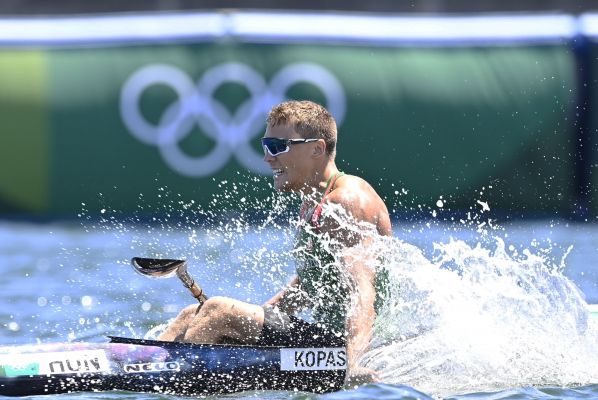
[{"x1": 0, "y1": 336, "x2": 346, "y2": 396}]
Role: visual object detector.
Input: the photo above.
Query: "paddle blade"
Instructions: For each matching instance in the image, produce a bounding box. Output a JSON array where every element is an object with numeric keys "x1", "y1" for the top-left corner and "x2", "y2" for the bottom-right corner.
[{"x1": 131, "y1": 257, "x2": 186, "y2": 279}]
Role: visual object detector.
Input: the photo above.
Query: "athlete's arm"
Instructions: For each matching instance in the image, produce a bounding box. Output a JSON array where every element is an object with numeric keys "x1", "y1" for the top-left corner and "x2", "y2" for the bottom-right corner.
[
  {"x1": 263, "y1": 275, "x2": 309, "y2": 314},
  {"x1": 341, "y1": 246, "x2": 380, "y2": 387},
  {"x1": 319, "y1": 177, "x2": 390, "y2": 385}
]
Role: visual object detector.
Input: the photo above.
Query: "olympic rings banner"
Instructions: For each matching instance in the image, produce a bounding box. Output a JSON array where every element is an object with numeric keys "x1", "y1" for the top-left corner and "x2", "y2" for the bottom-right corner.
[
  {"x1": 0, "y1": 13, "x2": 583, "y2": 217},
  {"x1": 120, "y1": 62, "x2": 346, "y2": 178}
]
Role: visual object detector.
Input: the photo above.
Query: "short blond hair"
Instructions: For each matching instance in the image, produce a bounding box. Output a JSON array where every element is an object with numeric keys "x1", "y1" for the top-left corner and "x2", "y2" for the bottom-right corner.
[{"x1": 267, "y1": 100, "x2": 337, "y2": 158}]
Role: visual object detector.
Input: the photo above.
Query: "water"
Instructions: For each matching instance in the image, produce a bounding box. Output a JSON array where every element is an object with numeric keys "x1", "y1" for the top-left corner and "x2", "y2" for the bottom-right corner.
[{"x1": 0, "y1": 217, "x2": 597, "y2": 399}]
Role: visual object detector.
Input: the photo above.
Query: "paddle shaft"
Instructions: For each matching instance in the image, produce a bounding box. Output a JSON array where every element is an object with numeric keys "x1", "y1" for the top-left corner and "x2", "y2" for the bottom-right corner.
[{"x1": 177, "y1": 269, "x2": 208, "y2": 304}]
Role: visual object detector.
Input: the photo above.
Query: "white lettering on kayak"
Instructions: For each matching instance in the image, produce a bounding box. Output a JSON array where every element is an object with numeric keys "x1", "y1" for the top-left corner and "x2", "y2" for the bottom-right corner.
[
  {"x1": 36, "y1": 350, "x2": 110, "y2": 375},
  {"x1": 0, "y1": 350, "x2": 110, "y2": 376},
  {"x1": 280, "y1": 348, "x2": 346, "y2": 371},
  {"x1": 123, "y1": 361, "x2": 180, "y2": 373}
]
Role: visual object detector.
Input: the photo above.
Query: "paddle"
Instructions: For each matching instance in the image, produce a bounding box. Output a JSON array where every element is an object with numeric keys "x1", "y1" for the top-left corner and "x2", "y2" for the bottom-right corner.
[{"x1": 131, "y1": 257, "x2": 208, "y2": 304}]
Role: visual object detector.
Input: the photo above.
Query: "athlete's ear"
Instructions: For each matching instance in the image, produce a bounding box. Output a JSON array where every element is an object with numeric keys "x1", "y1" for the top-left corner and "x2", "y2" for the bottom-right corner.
[{"x1": 312, "y1": 139, "x2": 327, "y2": 158}]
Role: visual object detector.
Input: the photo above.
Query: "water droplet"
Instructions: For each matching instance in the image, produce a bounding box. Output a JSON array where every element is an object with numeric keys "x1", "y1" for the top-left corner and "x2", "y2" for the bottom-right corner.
[{"x1": 81, "y1": 295, "x2": 93, "y2": 307}]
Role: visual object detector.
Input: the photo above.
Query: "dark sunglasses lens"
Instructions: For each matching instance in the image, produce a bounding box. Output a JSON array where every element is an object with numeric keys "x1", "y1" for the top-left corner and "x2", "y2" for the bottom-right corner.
[{"x1": 261, "y1": 138, "x2": 288, "y2": 155}]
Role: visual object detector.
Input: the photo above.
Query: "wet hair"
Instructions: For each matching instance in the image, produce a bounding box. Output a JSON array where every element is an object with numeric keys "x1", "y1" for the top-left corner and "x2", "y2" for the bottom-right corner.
[{"x1": 267, "y1": 100, "x2": 337, "y2": 158}]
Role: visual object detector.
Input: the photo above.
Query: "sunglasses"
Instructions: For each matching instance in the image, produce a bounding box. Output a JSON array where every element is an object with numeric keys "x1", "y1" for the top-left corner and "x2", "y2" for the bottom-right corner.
[{"x1": 261, "y1": 137, "x2": 319, "y2": 157}]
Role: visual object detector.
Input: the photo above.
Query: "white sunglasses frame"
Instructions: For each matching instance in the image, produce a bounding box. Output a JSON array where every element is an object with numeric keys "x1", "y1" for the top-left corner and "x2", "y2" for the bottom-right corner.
[{"x1": 261, "y1": 138, "x2": 319, "y2": 157}]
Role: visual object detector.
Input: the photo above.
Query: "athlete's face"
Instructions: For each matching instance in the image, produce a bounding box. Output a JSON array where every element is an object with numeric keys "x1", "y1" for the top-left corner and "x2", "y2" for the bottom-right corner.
[{"x1": 262, "y1": 123, "x2": 318, "y2": 192}]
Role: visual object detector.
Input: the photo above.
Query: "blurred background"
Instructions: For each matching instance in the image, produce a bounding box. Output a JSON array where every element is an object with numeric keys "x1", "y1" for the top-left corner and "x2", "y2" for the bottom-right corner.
[
  {"x1": 1, "y1": 1, "x2": 598, "y2": 14},
  {"x1": 1, "y1": 1, "x2": 598, "y2": 221},
  {"x1": 1, "y1": 0, "x2": 598, "y2": 380}
]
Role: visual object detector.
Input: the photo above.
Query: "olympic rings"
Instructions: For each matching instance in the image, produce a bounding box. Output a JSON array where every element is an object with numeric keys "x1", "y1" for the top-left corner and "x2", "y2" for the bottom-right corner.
[{"x1": 120, "y1": 62, "x2": 346, "y2": 177}]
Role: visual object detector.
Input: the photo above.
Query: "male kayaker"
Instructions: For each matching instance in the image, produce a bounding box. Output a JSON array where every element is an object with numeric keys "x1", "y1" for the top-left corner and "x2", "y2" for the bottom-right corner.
[{"x1": 159, "y1": 100, "x2": 392, "y2": 386}]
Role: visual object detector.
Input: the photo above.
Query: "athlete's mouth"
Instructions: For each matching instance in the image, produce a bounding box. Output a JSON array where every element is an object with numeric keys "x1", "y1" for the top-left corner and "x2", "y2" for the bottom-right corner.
[{"x1": 273, "y1": 168, "x2": 284, "y2": 178}]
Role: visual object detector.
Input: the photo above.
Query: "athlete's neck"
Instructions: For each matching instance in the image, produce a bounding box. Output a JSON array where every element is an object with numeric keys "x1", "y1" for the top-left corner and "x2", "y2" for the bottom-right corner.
[{"x1": 300, "y1": 163, "x2": 340, "y2": 199}]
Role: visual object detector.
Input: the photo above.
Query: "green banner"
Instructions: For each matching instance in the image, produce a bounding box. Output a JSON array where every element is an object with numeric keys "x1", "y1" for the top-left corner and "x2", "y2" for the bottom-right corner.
[
  {"x1": 0, "y1": 50, "x2": 50, "y2": 213},
  {"x1": 0, "y1": 42, "x2": 577, "y2": 217}
]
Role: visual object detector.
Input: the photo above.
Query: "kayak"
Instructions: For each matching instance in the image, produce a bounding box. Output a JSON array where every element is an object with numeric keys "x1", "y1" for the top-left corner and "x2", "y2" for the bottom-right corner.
[
  {"x1": 0, "y1": 258, "x2": 347, "y2": 397},
  {"x1": 0, "y1": 336, "x2": 347, "y2": 396}
]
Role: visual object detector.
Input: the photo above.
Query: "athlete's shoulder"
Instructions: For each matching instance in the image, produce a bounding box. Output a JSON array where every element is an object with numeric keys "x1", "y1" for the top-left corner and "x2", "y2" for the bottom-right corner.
[
  {"x1": 328, "y1": 174, "x2": 381, "y2": 203},
  {"x1": 327, "y1": 175, "x2": 386, "y2": 212},
  {"x1": 325, "y1": 174, "x2": 391, "y2": 232}
]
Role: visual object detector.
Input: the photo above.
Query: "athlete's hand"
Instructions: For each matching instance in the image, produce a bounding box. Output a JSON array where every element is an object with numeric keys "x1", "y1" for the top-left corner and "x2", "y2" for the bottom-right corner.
[{"x1": 343, "y1": 366, "x2": 380, "y2": 389}]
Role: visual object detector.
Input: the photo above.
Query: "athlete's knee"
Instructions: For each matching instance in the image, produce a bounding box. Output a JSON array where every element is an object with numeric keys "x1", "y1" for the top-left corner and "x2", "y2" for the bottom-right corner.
[
  {"x1": 199, "y1": 296, "x2": 232, "y2": 319},
  {"x1": 178, "y1": 303, "x2": 201, "y2": 319}
]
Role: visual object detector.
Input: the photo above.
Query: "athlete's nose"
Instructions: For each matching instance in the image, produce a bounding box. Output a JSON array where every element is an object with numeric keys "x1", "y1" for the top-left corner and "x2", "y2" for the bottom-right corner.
[{"x1": 263, "y1": 147, "x2": 276, "y2": 162}]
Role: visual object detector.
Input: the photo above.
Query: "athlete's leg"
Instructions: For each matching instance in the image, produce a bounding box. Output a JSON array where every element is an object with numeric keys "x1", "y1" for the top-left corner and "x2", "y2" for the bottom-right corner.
[{"x1": 181, "y1": 296, "x2": 265, "y2": 344}]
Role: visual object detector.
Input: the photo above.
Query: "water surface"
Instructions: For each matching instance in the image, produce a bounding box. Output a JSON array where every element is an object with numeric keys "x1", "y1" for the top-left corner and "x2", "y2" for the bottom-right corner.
[{"x1": 0, "y1": 219, "x2": 596, "y2": 399}]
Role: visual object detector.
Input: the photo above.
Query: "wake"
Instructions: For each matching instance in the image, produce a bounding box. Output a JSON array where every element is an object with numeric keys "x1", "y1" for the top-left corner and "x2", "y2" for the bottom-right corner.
[{"x1": 362, "y1": 234, "x2": 598, "y2": 396}]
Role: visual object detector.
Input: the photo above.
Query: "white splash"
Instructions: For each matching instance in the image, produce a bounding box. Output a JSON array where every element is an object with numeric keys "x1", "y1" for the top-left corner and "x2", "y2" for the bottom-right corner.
[
  {"x1": 477, "y1": 200, "x2": 490, "y2": 212},
  {"x1": 362, "y1": 235, "x2": 598, "y2": 396}
]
